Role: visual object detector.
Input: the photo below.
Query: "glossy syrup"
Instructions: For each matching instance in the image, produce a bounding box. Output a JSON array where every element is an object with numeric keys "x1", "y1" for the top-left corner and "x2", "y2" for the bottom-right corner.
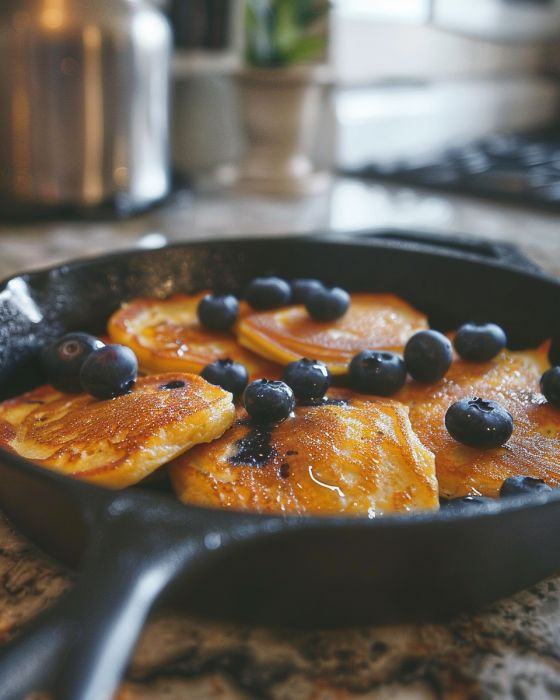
[
  {"x1": 299, "y1": 397, "x2": 349, "y2": 407},
  {"x1": 229, "y1": 400, "x2": 348, "y2": 468},
  {"x1": 230, "y1": 424, "x2": 276, "y2": 467}
]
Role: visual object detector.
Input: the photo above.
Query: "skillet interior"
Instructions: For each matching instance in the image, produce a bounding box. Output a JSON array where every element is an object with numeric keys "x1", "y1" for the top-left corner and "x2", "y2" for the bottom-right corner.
[
  {"x1": 1, "y1": 233, "x2": 560, "y2": 627},
  {"x1": 1, "y1": 234, "x2": 558, "y2": 400}
]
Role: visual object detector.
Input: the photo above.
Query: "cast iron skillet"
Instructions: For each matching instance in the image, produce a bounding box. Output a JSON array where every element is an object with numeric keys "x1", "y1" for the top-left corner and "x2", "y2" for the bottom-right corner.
[{"x1": 0, "y1": 231, "x2": 559, "y2": 700}]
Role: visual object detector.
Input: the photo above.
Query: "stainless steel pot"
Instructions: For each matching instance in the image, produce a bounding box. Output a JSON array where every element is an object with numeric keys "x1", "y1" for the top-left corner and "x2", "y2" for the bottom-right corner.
[{"x1": 0, "y1": 0, "x2": 171, "y2": 216}]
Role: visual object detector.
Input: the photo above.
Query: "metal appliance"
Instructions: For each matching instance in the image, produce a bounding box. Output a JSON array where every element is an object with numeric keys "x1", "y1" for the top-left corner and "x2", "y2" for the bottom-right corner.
[{"x1": 0, "y1": 0, "x2": 172, "y2": 218}]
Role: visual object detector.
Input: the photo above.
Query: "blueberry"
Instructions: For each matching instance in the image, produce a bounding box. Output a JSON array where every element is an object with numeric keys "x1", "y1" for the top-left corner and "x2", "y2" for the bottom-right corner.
[
  {"x1": 291, "y1": 279, "x2": 324, "y2": 304},
  {"x1": 201, "y1": 358, "x2": 248, "y2": 397},
  {"x1": 541, "y1": 367, "x2": 560, "y2": 407},
  {"x1": 404, "y1": 330, "x2": 452, "y2": 383},
  {"x1": 454, "y1": 323, "x2": 507, "y2": 362},
  {"x1": 243, "y1": 379, "x2": 295, "y2": 425},
  {"x1": 41, "y1": 332, "x2": 105, "y2": 393},
  {"x1": 80, "y1": 344, "x2": 138, "y2": 400},
  {"x1": 245, "y1": 277, "x2": 291, "y2": 310},
  {"x1": 348, "y1": 350, "x2": 407, "y2": 396},
  {"x1": 499, "y1": 475, "x2": 552, "y2": 498},
  {"x1": 305, "y1": 287, "x2": 350, "y2": 322},
  {"x1": 282, "y1": 358, "x2": 331, "y2": 402},
  {"x1": 445, "y1": 397, "x2": 513, "y2": 449},
  {"x1": 548, "y1": 338, "x2": 560, "y2": 366},
  {"x1": 197, "y1": 294, "x2": 239, "y2": 331}
]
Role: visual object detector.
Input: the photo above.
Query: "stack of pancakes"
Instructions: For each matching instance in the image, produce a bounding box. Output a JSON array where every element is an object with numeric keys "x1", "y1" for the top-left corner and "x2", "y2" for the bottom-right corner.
[{"x1": 1, "y1": 291, "x2": 556, "y2": 517}]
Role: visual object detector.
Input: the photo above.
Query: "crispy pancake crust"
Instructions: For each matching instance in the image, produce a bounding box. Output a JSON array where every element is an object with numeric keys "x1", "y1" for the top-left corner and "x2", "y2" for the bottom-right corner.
[
  {"x1": 0, "y1": 374, "x2": 235, "y2": 488},
  {"x1": 170, "y1": 398, "x2": 438, "y2": 516},
  {"x1": 237, "y1": 293, "x2": 428, "y2": 375},
  {"x1": 108, "y1": 294, "x2": 280, "y2": 379},
  {"x1": 392, "y1": 345, "x2": 555, "y2": 498}
]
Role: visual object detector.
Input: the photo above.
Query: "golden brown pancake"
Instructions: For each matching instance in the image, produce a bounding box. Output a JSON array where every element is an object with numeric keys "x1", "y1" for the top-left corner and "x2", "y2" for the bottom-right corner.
[
  {"x1": 0, "y1": 373, "x2": 235, "y2": 489},
  {"x1": 237, "y1": 293, "x2": 428, "y2": 375},
  {"x1": 170, "y1": 398, "x2": 438, "y2": 516},
  {"x1": 108, "y1": 293, "x2": 280, "y2": 379},
  {"x1": 391, "y1": 344, "x2": 556, "y2": 498}
]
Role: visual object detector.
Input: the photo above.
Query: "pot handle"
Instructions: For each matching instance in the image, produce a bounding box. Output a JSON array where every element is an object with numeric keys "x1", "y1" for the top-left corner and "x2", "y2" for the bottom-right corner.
[{"x1": 0, "y1": 494, "x2": 230, "y2": 700}]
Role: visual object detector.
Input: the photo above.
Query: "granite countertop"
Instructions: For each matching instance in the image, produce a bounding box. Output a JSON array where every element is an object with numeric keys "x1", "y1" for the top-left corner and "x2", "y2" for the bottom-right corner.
[{"x1": 2, "y1": 178, "x2": 560, "y2": 699}]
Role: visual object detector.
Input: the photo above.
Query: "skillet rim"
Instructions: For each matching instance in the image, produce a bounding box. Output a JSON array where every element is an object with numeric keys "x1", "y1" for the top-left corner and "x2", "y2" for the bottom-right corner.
[
  {"x1": 2, "y1": 232, "x2": 560, "y2": 284},
  {"x1": 1, "y1": 232, "x2": 559, "y2": 530}
]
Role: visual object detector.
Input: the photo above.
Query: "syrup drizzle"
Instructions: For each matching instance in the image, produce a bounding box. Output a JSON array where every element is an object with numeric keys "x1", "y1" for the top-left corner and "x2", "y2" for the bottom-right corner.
[
  {"x1": 230, "y1": 400, "x2": 347, "y2": 468},
  {"x1": 298, "y1": 397, "x2": 349, "y2": 408},
  {"x1": 230, "y1": 426, "x2": 276, "y2": 467}
]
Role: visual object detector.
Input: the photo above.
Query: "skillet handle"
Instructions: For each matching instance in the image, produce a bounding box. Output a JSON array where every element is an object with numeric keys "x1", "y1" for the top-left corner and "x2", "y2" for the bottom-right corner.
[
  {"x1": 0, "y1": 607, "x2": 72, "y2": 699},
  {"x1": 352, "y1": 228, "x2": 543, "y2": 274},
  {"x1": 0, "y1": 494, "x2": 218, "y2": 700},
  {"x1": 51, "y1": 520, "x2": 186, "y2": 700}
]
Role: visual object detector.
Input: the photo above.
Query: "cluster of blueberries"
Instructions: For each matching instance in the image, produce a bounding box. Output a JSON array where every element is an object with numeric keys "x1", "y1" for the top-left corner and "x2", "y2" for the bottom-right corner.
[
  {"x1": 40, "y1": 275, "x2": 560, "y2": 502},
  {"x1": 41, "y1": 334, "x2": 138, "y2": 400},
  {"x1": 197, "y1": 277, "x2": 544, "y2": 451},
  {"x1": 204, "y1": 320, "x2": 516, "y2": 449},
  {"x1": 450, "y1": 473, "x2": 553, "y2": 508},
  {"x1": 198, "y1": 277, "x2": 348, "y2": 427},
  {"x1": 197, "y1": 276, "x2": 560, "y2": 501},
  {"x1": 197, "y1": 276, "x2": 350, "y2": 330}
]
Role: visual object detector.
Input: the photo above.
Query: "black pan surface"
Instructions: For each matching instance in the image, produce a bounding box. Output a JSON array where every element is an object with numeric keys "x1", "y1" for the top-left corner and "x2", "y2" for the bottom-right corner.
[{"x1": 0, "y1": 230, "x2": 559, "y2": 700}]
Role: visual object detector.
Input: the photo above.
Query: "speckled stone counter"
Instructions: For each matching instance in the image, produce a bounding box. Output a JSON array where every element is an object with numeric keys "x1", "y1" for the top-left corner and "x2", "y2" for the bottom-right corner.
[{"x1": 2, "y1": 178, "x2": 560, "y2": 699}]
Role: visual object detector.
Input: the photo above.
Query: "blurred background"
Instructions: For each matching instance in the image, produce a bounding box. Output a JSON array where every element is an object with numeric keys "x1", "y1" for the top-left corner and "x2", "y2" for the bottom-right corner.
[
  {"x1": 3, "y1": 0, "x2": 560, "y2": 262},
  {"x1": 168, "y1": 0, "x2": 560, "y2": 179}
]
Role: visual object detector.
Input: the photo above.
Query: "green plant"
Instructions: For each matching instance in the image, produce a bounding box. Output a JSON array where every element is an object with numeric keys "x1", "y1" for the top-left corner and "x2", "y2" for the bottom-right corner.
[{"x1": 245, "y1": 0, "x2": 330, "y2": 68}]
